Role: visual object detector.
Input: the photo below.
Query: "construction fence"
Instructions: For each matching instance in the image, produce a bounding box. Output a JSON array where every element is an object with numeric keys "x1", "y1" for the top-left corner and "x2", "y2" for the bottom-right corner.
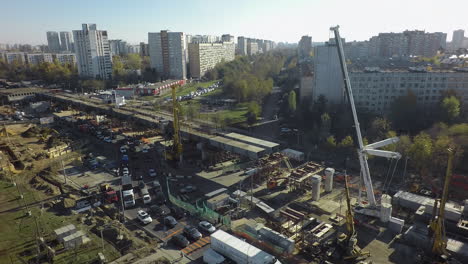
[{"x1": 168, "y1": 192, "x2": 231, "y2": 228}]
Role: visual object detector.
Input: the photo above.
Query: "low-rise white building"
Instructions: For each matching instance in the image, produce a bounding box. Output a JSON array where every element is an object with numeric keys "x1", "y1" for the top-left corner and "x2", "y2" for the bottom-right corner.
[
  {"x1": 54, "y1": 53, "x2": 76, "y2": 65},
  {"x1": 26, "y1": 53, "x2": 54, "y2": 65}
]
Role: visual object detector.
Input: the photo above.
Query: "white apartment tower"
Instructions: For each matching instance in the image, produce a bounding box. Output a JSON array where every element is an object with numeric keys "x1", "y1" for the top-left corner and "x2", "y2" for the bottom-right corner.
[
  {"x1": 73, "y1": 24, "x2": 112, "y2": 80},
  {"x1": 46, "y1": 31, "x2": 61, "y2": 53},
  {"x1": 60, "y1": 32, "x2": 73, "y2": 52},
  {"x1": 148, "y1": 30, "x2": 187, "y2": 80}
]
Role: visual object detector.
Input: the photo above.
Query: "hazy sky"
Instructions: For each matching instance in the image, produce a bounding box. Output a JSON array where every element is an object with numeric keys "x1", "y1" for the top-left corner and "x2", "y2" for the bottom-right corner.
[{"x1": 1, "y1": 0, "x2": 467, "y2": 45}]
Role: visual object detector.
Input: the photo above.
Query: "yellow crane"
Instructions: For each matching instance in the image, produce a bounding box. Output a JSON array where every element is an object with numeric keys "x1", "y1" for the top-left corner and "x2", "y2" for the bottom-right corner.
[
  {"x1": 429, "y1": 148, "x2": 454, "y2": 260},
  {"x1": 337, "y1": 173, "x2": 370, "y2": 260},
  {"x1": 167, "y1": 85, "x2": 183, "y2": 162}
]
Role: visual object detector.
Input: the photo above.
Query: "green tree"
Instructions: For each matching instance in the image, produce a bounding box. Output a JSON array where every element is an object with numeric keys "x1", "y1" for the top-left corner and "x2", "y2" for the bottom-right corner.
[
  {"x1": 339, "y1": 135, "x2": 354, "y2": 149},
  {"x1": 319, "y1": 113, "x2": 331, "y2": 140},
  {"x1": 408, "y1": 132, "x2": 433, "y2": 173},
  {"x1": 396, "y1": 135, "x2": 412, "y2": 157},
  {"x1": 368, "y1": 117, "x2": 391, "y2": 141},
  {"x1": 325, "y1": 135, "x2": 337, "y2": 150},
  {"x1": 440, "y1": 96, "x2": 460, "y2": 123},
  {"x1": 288, "y1": 91, "x2": 297, "y2": 114},
  {"x1": 126, "y1": 54, "x2": 142, "y2": 70},
  {"x1": 247, "y1": 101, "x2": 261, "y2": 117},
  {"x1": 390, "y1": 91, "x2": 421, "y2": 133}
]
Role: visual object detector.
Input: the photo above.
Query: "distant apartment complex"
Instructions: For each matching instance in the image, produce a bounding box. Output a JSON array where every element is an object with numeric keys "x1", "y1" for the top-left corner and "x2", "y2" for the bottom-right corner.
[
  {"x1": 188, "y1": 42, "x2": 235, "y2": 78},
  {"x1": 46, "y1": 31, "x2": 61, "y2": 53},
  {"x1": 305, "y1": 40, "x2": 468, "y2": 115},
  {"x1": 26, "y1": 53, "x2": 54, "y2": 65},
  {"x1": 109, "y1": 39, "x2": 140, "y2": 56},
  {"x1": 221, "y1": 34, "x2": 235, "y2": 42},
  {"x1": 73, "y1": 24, "x2": 113, "y2": 79},
  {"x1": 298, "y1": 36, "x2": 312, "y2": 59},
  {"x1": 349, "y1": 69, "x2": 468, "y2": 114},
  {"x1": 1, "y1": 52, "x2": 27, "y2": 64},
  {"x1": 54, "y1": 53, "x2": 77, "y2": 65},
  {"x1": 237, "y1": 36, "x2": 275, "y2": 56},
  {"x1": 452, "y1": 30, "x2": 466, "y2": 50},
  {"x1": 140, "y1": 42, "x2": 149, "y2": 57},
  {"x1": 148, "y1": 30, "x2": 187, "y2": 80},
  {"x1": 60, "y1": 32, "x2": 73, "y2": 52},
  {"x1": 1, "y1": 52, "x2": 76, "y2": 65},
  {"x1": 344, "y1": 30, "x2": 447, "y2": 59}
]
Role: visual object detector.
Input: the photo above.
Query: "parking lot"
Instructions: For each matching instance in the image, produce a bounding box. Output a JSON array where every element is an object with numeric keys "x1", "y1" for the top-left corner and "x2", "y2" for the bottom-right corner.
[{"x1": 50, "y1": 109, "x2": 226, "y2": 261}]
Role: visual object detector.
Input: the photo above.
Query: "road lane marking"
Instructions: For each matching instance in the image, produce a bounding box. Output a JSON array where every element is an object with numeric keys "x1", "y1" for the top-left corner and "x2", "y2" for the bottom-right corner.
[{"x1": 162, "y1": 228, "x2": 183, "y2": 240}]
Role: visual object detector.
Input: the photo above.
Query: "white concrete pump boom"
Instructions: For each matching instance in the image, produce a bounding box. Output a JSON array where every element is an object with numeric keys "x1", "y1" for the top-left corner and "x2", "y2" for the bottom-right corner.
[{"x1": 330, "y1": 26, "x2": 401, "y2": 209}]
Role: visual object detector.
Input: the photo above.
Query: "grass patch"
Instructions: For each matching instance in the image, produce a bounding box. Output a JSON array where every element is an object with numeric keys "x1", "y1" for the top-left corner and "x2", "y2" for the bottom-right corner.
[
  {"x1": 0, "y1": 180, "x2": 120, "y2": 264},
  {"x1": 200, "y1": 103, "x2": 249, "y2": 125}
]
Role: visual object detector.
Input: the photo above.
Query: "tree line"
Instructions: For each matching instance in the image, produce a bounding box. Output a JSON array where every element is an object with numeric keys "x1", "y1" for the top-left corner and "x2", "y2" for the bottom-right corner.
[
  {"x1": 205, "y1": 52, "x2": 286, "y2": 103},
  {"x1": 0, "y1": 54, "x2": 160, "y2": 91}
]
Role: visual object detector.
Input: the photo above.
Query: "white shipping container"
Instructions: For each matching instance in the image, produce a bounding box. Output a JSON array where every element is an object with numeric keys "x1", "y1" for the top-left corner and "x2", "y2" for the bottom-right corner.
[{"x1": 210, "y1": 230, "x2": 280, "y2": 264}]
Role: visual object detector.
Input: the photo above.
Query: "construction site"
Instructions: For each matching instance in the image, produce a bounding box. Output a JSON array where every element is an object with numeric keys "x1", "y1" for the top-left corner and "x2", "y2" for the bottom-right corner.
[{"x1": 0, "y1": 27, "x2": 467, "y2": 264}]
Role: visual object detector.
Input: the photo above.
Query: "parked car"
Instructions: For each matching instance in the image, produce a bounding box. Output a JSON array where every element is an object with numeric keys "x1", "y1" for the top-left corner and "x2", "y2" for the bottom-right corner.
[
  {"x1": 169, "y1": 206, "x2": 186, "y2": 219},
  {"x1": 198, "y1": 221, "x2": 216, "y2": 234},
  {"x1": 152, "y1": 180, "x2": 161, "y2": 190},
  {"x1": 164, "y1": 216, "x2": 178, "y2": 228},
  {"x1": 154, "y1": 191, "x2": 167, "y2": 205},
  {"x1": 180, "y1": 185, "x2": 197, "y2": 194},
  {"x1": 122, "y1": 167, "x2": 129, "y2": 174},
  {"x1": 148, "y1": 168, "x2": 157, "y2": 177},
  {"x1": 150, "y1": 205, "x2": 170, "y2": 217},
  {"x1": 171, "y1": 234, "x2": 190, "y2": 248},
  {"x1": 137, "y1": 210, "x2": 152, "y2": 225},
  {"x1": 183, "y1": 225, "x2": 202, "y2": 240},
  {"x1": 120, "y1": 146, "x2": 127, "y2": 153}
]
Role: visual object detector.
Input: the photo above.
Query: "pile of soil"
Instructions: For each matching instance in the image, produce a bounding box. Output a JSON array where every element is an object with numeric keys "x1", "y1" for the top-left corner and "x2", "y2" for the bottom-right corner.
[
  {"x1": 29, "y1": 176, "x2": 60, "y2": 196},
  {"x1": 21, "y1": 126, "x2": 42, "y2": 138}
]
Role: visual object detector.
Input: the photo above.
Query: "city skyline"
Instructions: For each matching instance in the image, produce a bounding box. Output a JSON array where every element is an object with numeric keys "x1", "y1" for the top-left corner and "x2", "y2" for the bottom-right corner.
[{"x1": 1, "y1": 0, "x2": 467, "y2": 45}]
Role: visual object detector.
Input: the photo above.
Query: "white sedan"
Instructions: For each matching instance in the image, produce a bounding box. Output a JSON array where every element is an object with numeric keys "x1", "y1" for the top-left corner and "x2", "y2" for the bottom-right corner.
[{"x1": 137, "y1": 210, "x2": 152, "y2": 225}]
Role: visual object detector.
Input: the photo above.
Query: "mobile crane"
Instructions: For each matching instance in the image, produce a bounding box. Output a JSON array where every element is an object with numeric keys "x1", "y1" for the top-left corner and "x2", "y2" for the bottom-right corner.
[
  {"x1": 428, "y1": 148, "x2": 454, "y2": 262},
  {"x1": 331, "y1": 26, "x2": 402, "y2": 219}
]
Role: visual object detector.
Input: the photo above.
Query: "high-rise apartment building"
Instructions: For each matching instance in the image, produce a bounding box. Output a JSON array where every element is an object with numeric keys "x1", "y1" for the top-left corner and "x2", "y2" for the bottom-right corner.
[
  {"x1": 46, "y1": 31, "x2": 61, "y2": 53},
  {"x1": 73, "y1": 24, "x2": 112, "y2": 79},
  {"x1": 140, "y1": 42, "x2": 149, "y2": 57},
  {"x1": 60, "y1": 32, "x2": 73, "y2": 52},
  {"x1": 221, "y1": 34, "x2": 235, "y2": 42},
  {"x1": 298, "y1": 36, "x2": 312, "y2": 59},
  {"x1": 188, "y1": 42, "x2": 235, "y2": 78},
  {"x1": 247, "y1": 40, "x2": 259, "y2": 56},
  {"x1": 148, "y1": 30, "x2": 187, "y2": 80},
  {"x1": 237, "y1": 36, "x2": 247, "y2": 56},
  {"x1": 404, "y1": 30, "x2": 446, "y2": 57},
  {"x1": 452, "y1": 30, "x2": 465, "y2": 50},
  {"x1": 312, "y1": 41, "x2": 344, "y2": 104}
]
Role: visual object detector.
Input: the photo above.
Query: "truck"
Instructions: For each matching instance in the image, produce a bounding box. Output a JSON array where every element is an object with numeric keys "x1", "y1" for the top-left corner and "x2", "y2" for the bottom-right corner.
[
  {"x1": 121, "y1": 175, "x2": 135, "y2": 207},
  {"x1": 100, "y1": 184, "x2": 118, "y2": 203},
  {"x1": 210, "y1": 230, "x2": 281, "y2": 264}
]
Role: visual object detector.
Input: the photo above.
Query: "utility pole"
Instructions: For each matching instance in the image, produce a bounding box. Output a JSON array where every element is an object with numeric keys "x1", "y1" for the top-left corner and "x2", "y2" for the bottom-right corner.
[
  {"x1": 61, "y1": 158, "x2": 67, "y2": 184},
  {"x1": 119, "y1": 189, "x2": 126, "y2": 223}
]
